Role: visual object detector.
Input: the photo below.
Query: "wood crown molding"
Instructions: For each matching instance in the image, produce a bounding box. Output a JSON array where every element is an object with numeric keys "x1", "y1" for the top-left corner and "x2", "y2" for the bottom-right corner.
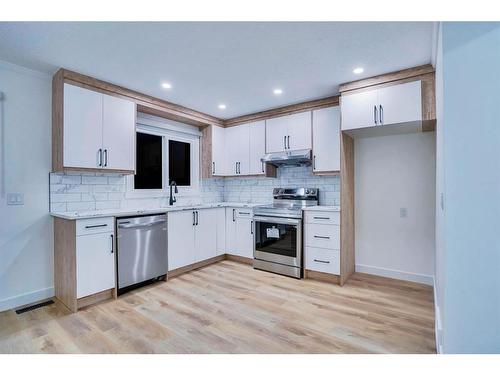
[
  {"x1": 338, "y1": 64, "x2": 435, "y2": 93},
  {"x1": 56, "y1": 68, "x2": 223, "y2": 127},
  {"x1": 223, "y1": 95, "x2": 339, "y2": 127}
]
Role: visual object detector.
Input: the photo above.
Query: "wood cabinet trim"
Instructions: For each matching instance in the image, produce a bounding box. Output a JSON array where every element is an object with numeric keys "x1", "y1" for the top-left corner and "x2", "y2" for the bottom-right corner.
[
  {"x1": 54, "y1": 218, "x2": 77, "y2": 312},
  {"x1": 338, "y1": 64, "x2": 435, "y2": 93},
  {"x1": 223, "y1": 95, "x2": 339, "y2": 127},
  {"x1": 58, "y1": 69, "x2": 223, "y2": 127},
  {"x1": 339, "y1": 132, "x2": 355, "y2": 286}
]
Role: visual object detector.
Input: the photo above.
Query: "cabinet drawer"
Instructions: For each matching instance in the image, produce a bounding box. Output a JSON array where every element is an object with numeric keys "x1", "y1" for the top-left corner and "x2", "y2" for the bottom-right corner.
[
  {"x1": 235, "y1": 208, "x2": 253, "y2": 218},
  {"x1": 305, "y1": 223, "x2": 340, "y2": 249},
  {"x1": 305, "y1": 211, "x2": 340, "y2": 225},
  {"x1": 305, "y1": 247, "x2": 340, "y2": 275},
  {"x1": 76, "y1": 217, "x2": 114, "y2": 236}
]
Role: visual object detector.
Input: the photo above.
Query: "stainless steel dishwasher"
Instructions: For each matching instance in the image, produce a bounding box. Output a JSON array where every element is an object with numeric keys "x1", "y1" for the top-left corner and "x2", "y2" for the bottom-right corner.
[{"x1": 116, "y1": 214, "x2": 168, "y2": 291}]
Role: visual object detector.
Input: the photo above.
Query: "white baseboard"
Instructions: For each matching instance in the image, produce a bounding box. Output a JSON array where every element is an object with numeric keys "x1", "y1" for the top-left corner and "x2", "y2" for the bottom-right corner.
[
  {"x1": 0, "y1": 287, "x2": 54, "y2": 312},
  {"x1": 355, "y1": 264, "x2": 434, "y2": 285}
]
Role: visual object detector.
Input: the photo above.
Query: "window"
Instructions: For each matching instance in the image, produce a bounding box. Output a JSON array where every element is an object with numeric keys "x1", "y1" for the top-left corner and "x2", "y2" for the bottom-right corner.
[
  {"x1": 134, "y1": 132, "x2": 163, "y2": 189},
  {"x1": 127, "y1": 119, "x2": 200, "y2": 198},
  {"x1": 168, "y1": 140, "x2": 191, "y2": 186}
]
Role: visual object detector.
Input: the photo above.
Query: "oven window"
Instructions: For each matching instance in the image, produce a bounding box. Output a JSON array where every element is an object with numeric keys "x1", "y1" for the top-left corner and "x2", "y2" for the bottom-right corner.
[{"x1": 255, "y1": 222, "x2": 297, "y2": 258}]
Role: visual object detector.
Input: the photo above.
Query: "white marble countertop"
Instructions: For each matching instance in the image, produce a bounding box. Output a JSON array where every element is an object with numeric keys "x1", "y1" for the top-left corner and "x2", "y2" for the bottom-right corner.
[
  {"x1": 302, "y1": 205, "x2": 341, "y2": 212},
  {"x1": 50, "y1": 202, "x2": 261, "y2": 220}
]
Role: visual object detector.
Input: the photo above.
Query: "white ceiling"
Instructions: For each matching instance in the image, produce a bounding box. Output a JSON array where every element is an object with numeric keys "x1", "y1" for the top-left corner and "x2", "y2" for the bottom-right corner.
[{"x1": 0, "y1": 22, "x2": 434, "y2": 118}]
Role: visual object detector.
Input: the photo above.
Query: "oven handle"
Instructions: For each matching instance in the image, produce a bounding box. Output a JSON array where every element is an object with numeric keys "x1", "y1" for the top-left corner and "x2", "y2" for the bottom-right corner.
[{"x1": 253, "y1": 215, "x2": 301, "y2": 226}]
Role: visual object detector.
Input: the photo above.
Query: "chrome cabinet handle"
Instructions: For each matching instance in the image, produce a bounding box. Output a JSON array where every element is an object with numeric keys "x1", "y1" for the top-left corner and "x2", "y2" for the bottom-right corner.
[
  {"x1": 314, "y1": 235, "x2": 331, "y2": 239},
  {"x1": 262, "y1": 162, "x2": 264, "y2": 173},
  {"x1": 85, "y1": 224, "x2": 107, "y2": 229},
  {"x1": 314, "y1": 259, "x2": 330, "y2": 264},
  {"x1": 238, "y1": 162, "x2": 241, "y2": 174},
  {"x1": 232, "y1": 208, "x2": 235, "y2": 222},
  {"x1": 287, "y1": 135, "x2": 290, "y2": 149},
  {"x1": 379, "y1": 105, "x2": 383, "y2": 124},
  {"x1": 313, "y1": 155, "x2": 316, "y2": 170},
  {"x1": 110, "y1": 234, "x2": 114, "y2": 254},
  {"x1": 313, "y1": 216, "x2": 330, "y2": 220},
  {"x1": 195, "y1": 211, "x2": 199, "y2": 226},
  {"x1": 374, "y1": 106, "x2": 378, "y2": 125},
  {"x1": 98, "y1": 149, "x2": 102, "y2": 167},
  {"x1": 239, "y1": 212, "x2": 250, "y2": 215},
  {"x1": 103, "y1": 149, "x2": 108, "y2": 167},
  {"x1": 212, "y1": 161, "x2": 215, "y2": 174},
  {"x1": 283, "y1": 136, "x2": 286, "y2": 150},
  {"x1": 250, "y1": 220, "x2": 253, "y2": 235},
  {"x1": 193, "y1": 211, "x2": 196, "y2": 226}
]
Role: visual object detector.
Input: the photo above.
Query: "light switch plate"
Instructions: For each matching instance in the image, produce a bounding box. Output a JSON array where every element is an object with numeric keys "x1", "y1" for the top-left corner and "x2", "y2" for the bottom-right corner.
[
  {"x1": 7, "y1": 193, "x2": 24, "y2": 205},
  {"x1": 399, "y1": 207, "x2": 408, "y2": 218}
]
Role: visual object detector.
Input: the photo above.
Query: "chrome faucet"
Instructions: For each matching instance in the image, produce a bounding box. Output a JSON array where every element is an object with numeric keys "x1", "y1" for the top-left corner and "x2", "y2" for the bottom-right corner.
[{"x1": 169, "y1": 180, "x2": 178, "y2": 206}]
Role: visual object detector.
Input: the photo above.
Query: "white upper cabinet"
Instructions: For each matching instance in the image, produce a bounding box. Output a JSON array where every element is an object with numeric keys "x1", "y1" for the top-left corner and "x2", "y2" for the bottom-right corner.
[
  {"x1": 341, "y1": 81, "x2": 422, "y2": 130},
  {"x1": 248, "y1": 120, "x2": 266, "y2": 175},
  {"x1": 62, "y1": 83, "x2": 136, "y2": 172},
  {"x1": 102, "y1": 95, "x2": 136, "y2": 171},
  {"x1": 340, "y1": 90, "x2": 378, "y2": 130},
  {"x1": 312, "y1": 107, "x2": 341, "y2": 173},
  {"x1": 266, "y1": 116, "x2": 289, "y2": 153},
  {"x1": 286, "y1": 111, "x2": 312, "y2": 151},
  {"x1": 377, "y1": 80, "x2": 422, "y2": 125},
  {"x1": 211, "y1": 125, "x2": 226, "y2": 176},
  {"x1": 266, "y1": 111, "x2": 312, "y2": 153},
  {"x1": 225, "y1": 124, "x2": 250, "y2": 176},
  {"x1": 63, "y1": 84, "x2": 104, "y2": 169}
]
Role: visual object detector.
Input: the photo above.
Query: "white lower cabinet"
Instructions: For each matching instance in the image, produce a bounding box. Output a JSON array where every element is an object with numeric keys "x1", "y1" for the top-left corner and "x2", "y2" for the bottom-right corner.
[
  {"x1": 194, "y1": 209, "x2": 217, "y2": 262},
  {"x1": 215, "y1": 208, "x2": 226, "y2": 255},
  {"x1": 168, "y1": 210, "x2": 196, "y2": 270},
  {"x1": 168, "y1": 208, "x2": 218, "y2": 271},
  {"x1": 76, "y1": 217, "x2": 115, "y2": 299},
  {"x1": 305, "y1": 247, "x2": 340, "y2": 275},
  {"x1": 304, "y1": 210, "x2": 340, "y2": 275},
  {"x1": 225, "y1": 207, "x2": 254, "y2": 258}
]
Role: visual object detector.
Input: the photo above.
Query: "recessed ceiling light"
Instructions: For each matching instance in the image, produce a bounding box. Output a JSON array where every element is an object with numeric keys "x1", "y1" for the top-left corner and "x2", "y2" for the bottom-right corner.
[
  {"x1": 218, "y1": 104, "x2": 226, "y2": 110},
  {"x1": 273, "y1": 88, "x2": 283, "y2": 95},
  {"x1": 353, "y1": 67, "x2": 364, "y2": 75},
  {"x1": 161, "y1": 82, "x2": 172, "y2": 89}
]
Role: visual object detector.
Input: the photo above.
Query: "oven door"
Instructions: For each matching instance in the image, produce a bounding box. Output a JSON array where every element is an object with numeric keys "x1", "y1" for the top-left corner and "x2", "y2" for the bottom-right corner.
[{"x1": 254, "y1": 215, "x2": 302, "y2": 268}]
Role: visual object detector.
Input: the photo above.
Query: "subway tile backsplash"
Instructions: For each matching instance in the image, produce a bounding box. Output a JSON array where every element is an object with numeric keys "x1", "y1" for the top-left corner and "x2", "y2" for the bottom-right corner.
[{"x1": 49, "y1": 166, "x2": 339, "y2": 213}]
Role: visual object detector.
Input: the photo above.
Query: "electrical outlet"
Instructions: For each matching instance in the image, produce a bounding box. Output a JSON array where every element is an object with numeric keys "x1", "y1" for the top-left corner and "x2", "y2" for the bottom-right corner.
[
  {"x1": 7, "y1": 193, "x2": 24, "y2": 205},
  {"x1": 399, "y1": 207, "x2": 408, "y2": 218}
]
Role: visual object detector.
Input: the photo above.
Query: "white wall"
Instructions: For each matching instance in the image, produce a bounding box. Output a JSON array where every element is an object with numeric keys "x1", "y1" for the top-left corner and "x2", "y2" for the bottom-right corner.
[
  {"x1": 354, "y1": 132, "x2": 436, "y2": 285},
  {"x1": 433, "y1": 22, "x2": 445, "y2": 353},
  {"x1": 438, "y1": 22, "x2": 500, "y2": 353},
  {"x1": 0, "y1": 61, "x2": 53, "y2": 311}
]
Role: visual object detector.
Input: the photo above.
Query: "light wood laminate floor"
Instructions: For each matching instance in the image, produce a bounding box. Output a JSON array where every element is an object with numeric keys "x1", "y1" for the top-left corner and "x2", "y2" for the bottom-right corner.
[{"x1": 0, "y1": 261, "x2": 435, "y2": 353}]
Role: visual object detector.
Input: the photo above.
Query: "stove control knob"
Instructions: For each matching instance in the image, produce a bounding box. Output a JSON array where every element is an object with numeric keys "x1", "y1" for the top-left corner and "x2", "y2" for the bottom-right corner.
[{"x1": 305, "y1": 189, "x2": 310, "y2": 194}]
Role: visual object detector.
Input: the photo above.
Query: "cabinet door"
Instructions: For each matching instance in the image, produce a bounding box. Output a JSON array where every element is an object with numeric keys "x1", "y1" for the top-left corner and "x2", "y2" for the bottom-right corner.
[
  {"x1": 378, "y1": 81, "x2": 422, "y2": 125},
  {"x1": 215, "y1": 208, "x2": 226, "y2": 255},
  {"x1": 63, "y1": 83, "x2": 103, "y2": 169},
  {"x1": 225, "y1": 124, "x2": 250, "y2": 175},
  {"x1": 265, "y1": 116, "x2": 288, "y2": 153},
  {"x1": 168, "y1": 210, "x2": 195, "y2": 270},
  {"x1": 225, "y1": 208, "x2": 237, "y2": 255},
  {"x1": 287, "y1": 111, "x2": 312, "y2": 151},
  {"x1": 235, "y1": 217, "x2": 254, "y2": 258},
  {"x1": 340, "y1": 90, "x2": 378, "y2": 130},
  {"x1": 312, "y1": 107, "x2": 340, "y2": 172},
  {"x1": 211, "y1": 125, "x2": 226, "y2": 176},
  {"x1": 248, "y1": 120, "x2": 266, "y2": 175},
  {"x1": 194, "y1": 209, "x2": 217, "y2": 262},
  {"x1": 102, "y1": 94, "x2": 136, "y2": 171},
  {"x1": 76, "y1": 232, "x2": 115, "y2": 298}
]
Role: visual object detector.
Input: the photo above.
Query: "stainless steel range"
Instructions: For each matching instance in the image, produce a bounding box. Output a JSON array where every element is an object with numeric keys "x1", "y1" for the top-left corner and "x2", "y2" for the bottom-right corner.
[{"x1": 253, "y1": 188, "x2": 319, "y2": 278}]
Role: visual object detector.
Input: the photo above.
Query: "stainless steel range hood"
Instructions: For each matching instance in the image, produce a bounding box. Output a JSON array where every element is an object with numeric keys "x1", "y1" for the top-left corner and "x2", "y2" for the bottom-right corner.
[{"x1": 261, "y1": 149, "x2": 312, "y2": 167}]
